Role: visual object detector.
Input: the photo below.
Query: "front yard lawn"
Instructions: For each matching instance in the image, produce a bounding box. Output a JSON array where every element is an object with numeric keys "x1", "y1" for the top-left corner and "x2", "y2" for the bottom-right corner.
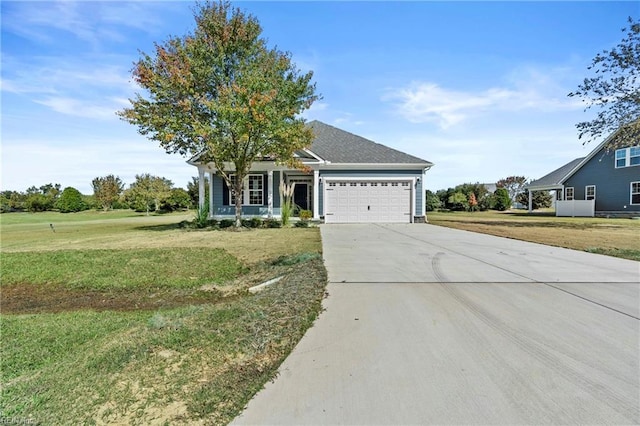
[{"x1": 428, "y1": 210, "x2": 640, "y2": 261}]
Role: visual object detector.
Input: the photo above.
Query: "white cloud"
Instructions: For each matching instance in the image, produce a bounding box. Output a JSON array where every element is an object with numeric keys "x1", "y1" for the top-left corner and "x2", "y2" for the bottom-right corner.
[
  {"x1": 2, "y1": 1, "x2": 178, "y2": 46},
  {"x1": 34, "y1": 97, "x2": 124, "y2": 120},
  {"x1": 385, "y1": 66, "x2": 583, "y2": 129}
]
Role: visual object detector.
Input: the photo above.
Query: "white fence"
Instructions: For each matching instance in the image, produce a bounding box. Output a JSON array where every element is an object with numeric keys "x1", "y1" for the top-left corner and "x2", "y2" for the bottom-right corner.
[{"x1": 556, "y1": 200, "x2": 595, "y2": 217}]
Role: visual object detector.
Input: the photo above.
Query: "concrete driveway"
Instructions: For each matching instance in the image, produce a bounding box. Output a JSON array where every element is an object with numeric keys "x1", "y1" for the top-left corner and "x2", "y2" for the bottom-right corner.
[{"x1": 232, "y1": 224, "x2": 639, "y2": 425}]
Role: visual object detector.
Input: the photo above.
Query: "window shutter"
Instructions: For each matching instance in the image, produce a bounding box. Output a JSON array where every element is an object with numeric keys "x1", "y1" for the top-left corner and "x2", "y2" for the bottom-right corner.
[
  {"x1": 222, "y1": 178, "x2": 229, "y2": 206},
  {"x1": 263, "y1": 174, "x2": 268, "y2": 206}
]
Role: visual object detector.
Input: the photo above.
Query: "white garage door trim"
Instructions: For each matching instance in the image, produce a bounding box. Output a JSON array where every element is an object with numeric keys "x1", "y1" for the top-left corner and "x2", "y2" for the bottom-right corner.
[{"x1": 323, "y1": 177, "x2": 415, "y2": 224}]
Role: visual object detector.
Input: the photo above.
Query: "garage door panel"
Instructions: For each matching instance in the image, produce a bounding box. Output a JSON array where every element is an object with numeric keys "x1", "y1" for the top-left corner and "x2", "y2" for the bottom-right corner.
[{"x1": 324, "y1": 180, "x2": 412, "y2": 224}]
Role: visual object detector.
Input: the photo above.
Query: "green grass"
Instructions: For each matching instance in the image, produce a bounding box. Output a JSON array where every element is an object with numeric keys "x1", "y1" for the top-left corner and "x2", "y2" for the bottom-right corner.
[
  {"x1": 1, "y1": 210, "x2": 327, "y2": 425},
  {"x1": 0, "y1": 209, "x2": 158, "y2": 225},
  {"x1": 2, "y1": 248, "x2": 244, "y2": 290},
  {"x1": 2, "y1": 260, "x2": 326, "y2": 425}
]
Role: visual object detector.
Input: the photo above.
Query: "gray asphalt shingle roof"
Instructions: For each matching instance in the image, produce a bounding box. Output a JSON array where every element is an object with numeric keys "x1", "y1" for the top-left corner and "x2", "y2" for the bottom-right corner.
[
  {"x1": 308, "y1": 120, "x2": 431, "y2": 164},
  {"x1": 526, "y1": 157, "x2": 585, "y2": 189}
]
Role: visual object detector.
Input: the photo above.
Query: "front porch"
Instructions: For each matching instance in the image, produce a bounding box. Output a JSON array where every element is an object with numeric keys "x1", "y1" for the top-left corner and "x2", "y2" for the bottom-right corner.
[
  {"x1": 196, "y1": 166, "x2": 321, "y2": 220},
  {"x1": 526, "y1": 186, "x2": 595, "y2": 217}
]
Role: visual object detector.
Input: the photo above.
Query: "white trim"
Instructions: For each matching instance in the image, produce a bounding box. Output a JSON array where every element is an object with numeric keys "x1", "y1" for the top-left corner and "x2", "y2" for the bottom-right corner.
[
  {"x1": 313, "y1": 170, "x2": 319, "y2": 219},
  {"x1": 208, "y1": 172, "x2": 214, "y2": 217},
  {"x1": 565, "y1": 187, "x2": 574, "y2": 201},
  {"x1": 631, "y1": 181, "x2": 640, "y2": 205},
  {"x1": 320, "y1": 163, "x2": 433, "y2": 170},
  {"x1": 615, "y1": 146, "x2": 640, "y2": 168},
  {"x1": 228, "y1": 173, "x2": 264, "y2": 206},
  {"x1": 267, "y1": 170, "x2": 273, "y2": 217},
  {"x1": 585, "y1": 185, "x2": 596, "y2": 201},
  {"x1": 322, "y1": 177, "x2": 415, "y2": 223},
  {"x1": 198, "y1": 167, "x2": 205, "y2": 209},
  {"x1": 301, "y1": 148, "x2": 326, "y2": 162}
]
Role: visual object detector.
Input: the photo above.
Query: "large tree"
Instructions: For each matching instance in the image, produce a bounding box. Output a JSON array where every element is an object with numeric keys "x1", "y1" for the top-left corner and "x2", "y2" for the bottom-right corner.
[
  {"x1": 124, "y1": 174, "x2": 173, "y2": 215},
  {"x1": 496, "y1": 176, "x2": 527, "y2": 204},
  {"x1": 119, "y1": 1, "x2": 318, "y2": 227},
  {"x1": 569, "y1": 17, "x2": 639, "y2": 149},
  {"x1": 92, "y1": 175, "x2": 124, "y2": 211}
]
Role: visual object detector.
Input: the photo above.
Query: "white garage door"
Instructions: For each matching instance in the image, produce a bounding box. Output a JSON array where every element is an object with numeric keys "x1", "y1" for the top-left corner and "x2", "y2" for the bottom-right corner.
[{"x1": 324, "y1": 180, "x2": 412, "y2": 223}]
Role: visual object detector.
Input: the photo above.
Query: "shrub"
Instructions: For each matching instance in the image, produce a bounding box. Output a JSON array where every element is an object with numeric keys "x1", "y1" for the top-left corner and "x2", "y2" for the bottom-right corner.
[
  {"x1": 493, "y1": 188, "x2": 511, "y2": 211},
  {"x1": 219, "y1": 219, "x2": 235, "y2": 228},
  {"x1": 294, "y1": 220, "x2": 309, "y2": 228},
  {"x1": 24, "y1": 194, "x2": 51, "y2": 212},
  {"x1": 263, "y1": 218, "x2": 282, "y2": 228},
  {"x1": 55, "y1": 187, "x2": 88, "y2": 213},
  {"x1": 447, "y1": 192, "x2": 468, "y2": 211},
  {"x1": 240, "y1": 217, "x2": 263, "y2": 228},
  {"x1": 298, "y1": 209, "x2": 312, "y2": 221},
  {"x1": 193, "y1": 204, "x2": 210, "y2": 228},
  {"x1": 279, "y1": 181, "x2": 295, "y2": 226}
]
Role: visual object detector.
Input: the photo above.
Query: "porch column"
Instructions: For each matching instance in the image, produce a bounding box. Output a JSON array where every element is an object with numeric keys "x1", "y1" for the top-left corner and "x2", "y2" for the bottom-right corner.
[
  {"x1": 313, "y1": 169, "x2": 319, "y2": 219},
  {"x1": 267, "y1": 170, "x2": 273, "y2": 217},
  {"x1": 198, "y1": 167, "x2": 205, "y2": 209},
  {"x1": 208, "y1": 172, "x2": 214, "y2": 218},
  {"x1": 528, "y1": 189, "x2": 533, "y2": 213}
]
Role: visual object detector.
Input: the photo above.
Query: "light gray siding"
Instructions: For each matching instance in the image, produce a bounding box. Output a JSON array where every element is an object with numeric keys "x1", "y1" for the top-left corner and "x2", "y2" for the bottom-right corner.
[{"x1": 564, "y1": 147, "x2": 640, "y2": 213}]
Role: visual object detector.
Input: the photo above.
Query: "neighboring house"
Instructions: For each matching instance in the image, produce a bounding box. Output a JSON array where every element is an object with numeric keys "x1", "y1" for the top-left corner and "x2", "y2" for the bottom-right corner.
[
  {"x1": 525, "y1": 129, "x2": 639, "y2": 217},
  {"x1": 188, "y1": 120, "x2": 434, "y2": 223}
]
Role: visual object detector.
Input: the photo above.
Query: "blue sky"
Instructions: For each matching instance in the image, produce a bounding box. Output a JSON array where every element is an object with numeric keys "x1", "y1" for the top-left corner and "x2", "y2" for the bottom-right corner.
[{"x1": 2, "y1": 1, "x2": 638, "y2": 194}]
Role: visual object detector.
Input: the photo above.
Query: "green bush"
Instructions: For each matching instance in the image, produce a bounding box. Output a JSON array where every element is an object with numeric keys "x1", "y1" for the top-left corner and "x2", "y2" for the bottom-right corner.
[
  {"x1": 219, "y1": 219, "x2": 235, "y2": 228},
  {"x1": 246, "y1": 217, "x2": 263, "y2": 228},
  {"x1": 263, "y1": 218, "x2": 282, "y2": 228},
  {"x1": 193, "y1": 204, "x2": 210, "y2": 228},
  {"x1": 425, "y1": 190, "x2": 442, "y2": 212},
  {"x1": 162, "y1": 188, "x2": 192, "y2": 211},
  {"x1": 294, "y1": 220, "x2": 309, "y2": 228},
  {"x1": 298, "y1": 209, "x2": 312, "y2": 221},
  {"x1": 55, "y1": 187, "x2": 88, "y2": 213},
  {"x1": 493, "y1": 188, "x2": 511, "y2": 211}
]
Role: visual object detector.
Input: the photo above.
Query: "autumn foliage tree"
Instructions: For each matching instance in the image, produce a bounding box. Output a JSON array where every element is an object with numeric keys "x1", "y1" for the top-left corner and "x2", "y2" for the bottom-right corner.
[
  {"x1": 119, "y1": 1, "x2": 318, "y2": 227},
  {"x1": 496, "y1": 176, "x2": 527, "y2": 204},
  {"x1": 569, "y1": 17, "x2": 639, "y2": 149},
  {"x1": 92, "y1": 175, "x2": 124, "y2": 211},
  {"x1": 124, "y1": 174, "x2": 173, "y2": 215}
]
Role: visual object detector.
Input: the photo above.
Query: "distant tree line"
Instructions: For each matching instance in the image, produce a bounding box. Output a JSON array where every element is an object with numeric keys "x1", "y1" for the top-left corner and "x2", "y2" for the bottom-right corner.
[
  {"x1": 426, "y1": 175, "x2": 552, "y2": 213},
  {"x1": 0, "y1": 174, "x2": 206, "y2": 214}
]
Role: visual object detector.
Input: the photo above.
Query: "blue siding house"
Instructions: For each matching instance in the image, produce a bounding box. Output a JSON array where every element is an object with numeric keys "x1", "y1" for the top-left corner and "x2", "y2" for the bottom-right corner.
[
  {"x1": 188, "y1": 121, "x2": 433, "y2": 223},
  {"x1": 526, "y1": 129, "x2": 640, "y2": 217}
]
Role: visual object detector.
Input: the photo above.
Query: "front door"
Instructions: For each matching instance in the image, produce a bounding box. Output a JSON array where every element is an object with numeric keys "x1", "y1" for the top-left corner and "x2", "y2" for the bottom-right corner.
[{"x1": 293, "y1": 183, "x2": 309, "y2": 212}]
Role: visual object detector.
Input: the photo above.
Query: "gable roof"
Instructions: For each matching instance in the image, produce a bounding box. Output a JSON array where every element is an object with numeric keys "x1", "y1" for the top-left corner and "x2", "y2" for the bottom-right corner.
[
  {"x1": 187, "y1": 120, "x2": 433, "y2": 167},
  {"x1": 307, "y1": 120, "x2": 432, "y2": 165},
  {"x1": 526, "y1": 157, "x2": 585, "y2": 190},
  {"x1": 525, "y1": 125, "x2": 640, "y2": 191}
]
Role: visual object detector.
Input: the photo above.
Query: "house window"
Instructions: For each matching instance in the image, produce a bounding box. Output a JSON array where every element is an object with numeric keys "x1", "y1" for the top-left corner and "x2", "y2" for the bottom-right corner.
[
  {"x1": 615, "y1": 146, "x2": 640, "y2": 168},
  {"x1": 248, "y1": 175, "x2": 263, "y2": 205},
  {"x1": 586, "y1": 185, "x2": 596, "y2": 201},
  {"x1": 228, "y1": 174, "x2": 263, "y2": 206},
  {"x1": 565, "y1": 187, "x2": 574, "y2": 201},
  {"x1": 631, "y1": 182, "x2": 640, "y2": 205}
]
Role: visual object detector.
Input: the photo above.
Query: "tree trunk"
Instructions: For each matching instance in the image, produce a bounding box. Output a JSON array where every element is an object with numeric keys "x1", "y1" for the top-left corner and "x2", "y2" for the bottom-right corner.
[{"x1": 234, "y1": 180, "x2": 243, "y2": 228}]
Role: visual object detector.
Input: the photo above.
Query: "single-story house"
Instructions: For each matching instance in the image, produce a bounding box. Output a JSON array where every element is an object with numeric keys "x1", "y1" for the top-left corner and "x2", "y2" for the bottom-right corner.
[
  {"x1": 188, "y1": 120, "x2": 433, "y2": 223},
  {"x1": 525, "y1": 128, "x2": 639, "y2": 217}
]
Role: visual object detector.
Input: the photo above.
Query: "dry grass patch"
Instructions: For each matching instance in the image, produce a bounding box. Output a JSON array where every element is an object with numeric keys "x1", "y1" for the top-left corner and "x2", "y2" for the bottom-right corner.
[{"x1": 428, "y1": 211, "x2": 640, "y2": 260}]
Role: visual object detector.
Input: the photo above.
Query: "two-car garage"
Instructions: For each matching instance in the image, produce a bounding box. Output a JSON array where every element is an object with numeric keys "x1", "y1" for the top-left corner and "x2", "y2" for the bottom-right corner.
[{"x1": 323, "y1": 179, "x2": 414, "y2": 224}]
